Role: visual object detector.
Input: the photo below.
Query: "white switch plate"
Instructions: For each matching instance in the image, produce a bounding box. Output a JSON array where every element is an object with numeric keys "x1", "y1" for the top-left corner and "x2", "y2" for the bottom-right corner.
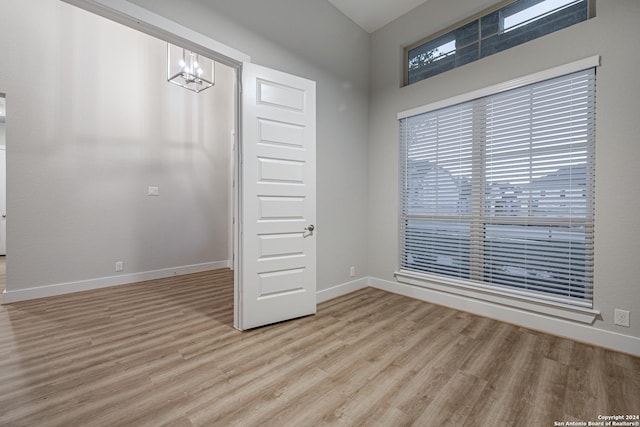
[
  {"x1": 115, "y1": 261, "x2": 124, "y2": 272},
  {"x1": 148, "y1": 186, "x2": 159, "y2": 196}
]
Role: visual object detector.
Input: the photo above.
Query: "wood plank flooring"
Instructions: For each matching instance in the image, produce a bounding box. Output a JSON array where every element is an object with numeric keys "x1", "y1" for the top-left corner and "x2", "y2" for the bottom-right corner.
[{"x1": 0, "y1": 269, "x2": 638, "y2": 426}]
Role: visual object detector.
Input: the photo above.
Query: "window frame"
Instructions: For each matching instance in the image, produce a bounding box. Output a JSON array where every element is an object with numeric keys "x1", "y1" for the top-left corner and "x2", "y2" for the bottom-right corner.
[
  {"x1": 403, "y1": 0, "x2": 596, "y2": 86},
  {"x1": 396, "y1": 56, "x2": 601, "y2": 323}
]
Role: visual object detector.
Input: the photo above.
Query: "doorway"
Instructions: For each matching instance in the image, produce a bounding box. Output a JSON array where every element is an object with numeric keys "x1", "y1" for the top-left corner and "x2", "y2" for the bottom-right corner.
[
  {"x1": 58, "y1": 0, "x2": 318, "y2": 330},
  {"x1": 5, "y1": 1, "x2": 317, "y2": 330},
  {"x1": 1, "y1": 3, "x2": 236, "y2": 304}
]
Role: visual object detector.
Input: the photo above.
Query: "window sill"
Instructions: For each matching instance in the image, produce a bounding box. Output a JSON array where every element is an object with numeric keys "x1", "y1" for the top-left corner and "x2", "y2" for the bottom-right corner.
[{"x1": 394, "y1": 270, "x2": 600, "y2": 325}]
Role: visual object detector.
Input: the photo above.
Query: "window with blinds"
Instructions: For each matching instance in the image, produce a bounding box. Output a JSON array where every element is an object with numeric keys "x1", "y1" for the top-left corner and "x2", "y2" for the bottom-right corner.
[{"x1": 399, "y1": 68, "x2": 595, "y2": 308}]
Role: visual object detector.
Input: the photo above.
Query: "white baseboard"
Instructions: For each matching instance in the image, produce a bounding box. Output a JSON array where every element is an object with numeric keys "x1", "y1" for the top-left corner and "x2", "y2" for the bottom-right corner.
[
  {"x1": 2, "y1": 260, "x2": 230, "y2": 304},
  {"x1": 368, "y1": 276, "x2": 640, "y2": 357},
  {"x1": 316, "y1": 277, "x2": 369, "y2": 303}
]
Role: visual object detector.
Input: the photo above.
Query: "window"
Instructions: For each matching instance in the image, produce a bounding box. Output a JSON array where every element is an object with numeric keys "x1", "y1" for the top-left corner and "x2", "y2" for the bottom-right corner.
[
  {"x1": 405, "y1": 0, "x2": 593, "y2": 85},
  {"x1": 399, "y1": 67, "x2": 595, "y2": 308}
]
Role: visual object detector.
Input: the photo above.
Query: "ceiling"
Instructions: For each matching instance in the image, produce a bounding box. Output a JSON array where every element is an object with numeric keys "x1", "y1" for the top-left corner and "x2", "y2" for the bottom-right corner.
[{"x1": 327, "y1": 0, "x2": 430, "y2": 33}]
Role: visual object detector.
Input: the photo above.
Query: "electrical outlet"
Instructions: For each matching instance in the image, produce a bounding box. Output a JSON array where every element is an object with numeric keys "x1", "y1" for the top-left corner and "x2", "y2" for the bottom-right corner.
[
  {"x1": 350, "y1": 266, "x2": 355, "y2": 277},
  {"x1": 614, "y1": 309, "x2": 630, "y2": 327},
  {"x1": 148, "y1": 186, "x2": 159, "y2": 196},
  {"x1": 115, "y1": 261, "x2": 124, "y2": 272}
]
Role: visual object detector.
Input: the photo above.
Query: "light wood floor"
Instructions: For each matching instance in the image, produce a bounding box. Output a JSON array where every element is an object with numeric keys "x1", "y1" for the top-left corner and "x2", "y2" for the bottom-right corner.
[{"x1": 0, "y1": 269, "x2": 638, "y2": 426}]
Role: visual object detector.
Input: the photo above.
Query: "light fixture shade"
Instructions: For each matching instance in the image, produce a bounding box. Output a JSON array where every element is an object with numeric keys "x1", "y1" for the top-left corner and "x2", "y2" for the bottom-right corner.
[{"x1": 167, "y1": 43, "x2": 215, "y2": 93}]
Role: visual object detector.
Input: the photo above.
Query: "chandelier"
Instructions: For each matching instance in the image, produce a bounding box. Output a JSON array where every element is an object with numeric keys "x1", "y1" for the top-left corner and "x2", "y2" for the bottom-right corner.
[{"x1": 167, "y1": 44, "x2": 215, "y2": 93}]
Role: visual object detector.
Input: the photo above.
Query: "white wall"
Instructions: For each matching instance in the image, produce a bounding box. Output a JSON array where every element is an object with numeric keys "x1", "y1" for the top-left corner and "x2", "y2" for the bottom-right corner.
[
  {"x1": 369, "y1": 0, "x2": 640, "y2": 342},
  {"x1": 125, "y1": 0, "x2": 372, "y2": 291},
  {"x1": 0, "y1": 0, "x2": 234, "y2": 298}
]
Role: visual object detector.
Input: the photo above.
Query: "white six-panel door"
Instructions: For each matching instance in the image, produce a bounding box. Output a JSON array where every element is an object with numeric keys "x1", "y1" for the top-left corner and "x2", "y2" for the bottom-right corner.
[{"x1": 236, "y1": 62, "x2": 316, "y2": 330}]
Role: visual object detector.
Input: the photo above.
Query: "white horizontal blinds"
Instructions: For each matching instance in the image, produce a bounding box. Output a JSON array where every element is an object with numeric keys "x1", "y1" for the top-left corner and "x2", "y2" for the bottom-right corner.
[
  {"x1": 399, "y1": 68, "x2": 595, "y2": 307},
  {"x1": 400, "y1": 105, "x2": 474, "y2": 279},
  {"x1": 483, "y1": 69, "x2": 595, "y2": 305}
]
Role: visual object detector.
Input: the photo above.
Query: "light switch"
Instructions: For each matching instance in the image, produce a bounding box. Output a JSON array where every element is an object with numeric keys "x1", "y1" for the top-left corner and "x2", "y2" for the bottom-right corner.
[{"x1": 148, "y1": 186, "x2": 159, "y2": 196}]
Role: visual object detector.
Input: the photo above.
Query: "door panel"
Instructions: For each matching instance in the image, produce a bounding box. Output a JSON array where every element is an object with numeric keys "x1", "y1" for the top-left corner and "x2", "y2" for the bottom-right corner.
[{"x1": 237, "y1": 62, "x2": 316, "y2": 330}]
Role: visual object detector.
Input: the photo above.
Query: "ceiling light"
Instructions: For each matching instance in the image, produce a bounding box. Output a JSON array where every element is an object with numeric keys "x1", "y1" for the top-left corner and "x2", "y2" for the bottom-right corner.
[{"x1": 167, "y1": 44, "x2": 215, "y2": 93}]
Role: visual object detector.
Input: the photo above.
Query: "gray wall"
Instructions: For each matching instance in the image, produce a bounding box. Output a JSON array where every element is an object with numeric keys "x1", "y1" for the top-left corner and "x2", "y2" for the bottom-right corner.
[
  {"x1": 369, "y1": 0, "x2": 640, "y2": 338},
  {"x1": 126, "y1": 0, "x2": 372, "y2": 290},
  {"x1": 0, "y1": 0, "x2": 234, "y2": 291}
]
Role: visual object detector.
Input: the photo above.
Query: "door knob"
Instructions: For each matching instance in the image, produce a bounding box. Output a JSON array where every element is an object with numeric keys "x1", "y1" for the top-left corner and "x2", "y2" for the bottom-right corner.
[{"x1": 305, "y1": 224, "x2": 315, "y2": 232}]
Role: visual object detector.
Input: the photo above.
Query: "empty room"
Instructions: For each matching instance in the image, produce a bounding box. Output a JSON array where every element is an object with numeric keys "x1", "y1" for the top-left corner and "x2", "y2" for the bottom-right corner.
[{"x1": 0, "y1": 0, "x2": 638, "y2": 426}]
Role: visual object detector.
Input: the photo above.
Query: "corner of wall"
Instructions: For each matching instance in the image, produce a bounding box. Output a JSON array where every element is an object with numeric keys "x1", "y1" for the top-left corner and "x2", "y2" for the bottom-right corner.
[{"x1": 316, "y1": 277, "x2": 369, "y2": 303}]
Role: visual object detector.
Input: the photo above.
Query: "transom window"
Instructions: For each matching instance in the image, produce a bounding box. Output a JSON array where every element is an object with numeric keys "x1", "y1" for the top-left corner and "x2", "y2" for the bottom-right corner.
[
  {"x1": 405, "y1": 0, "x2": 593, "y2": 85},
  {"x1": 399, "y1": 68, "x2": 596, "y2": 308}
]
